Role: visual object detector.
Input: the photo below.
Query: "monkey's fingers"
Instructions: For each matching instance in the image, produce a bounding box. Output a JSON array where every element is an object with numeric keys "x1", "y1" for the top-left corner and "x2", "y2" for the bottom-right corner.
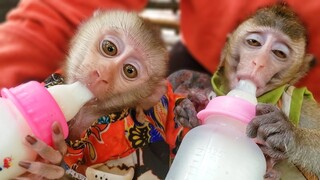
[
  {"x1": 174, "y1": 106, "x2": 188, "y2": 126},
  {"x1": 261, "y1": 144, "x2": 287, "y2": 160},
  {"x1": 264, "y1": 168, "x2": 281, "y2": 180},
  {"x1": 265, "y1": 132, "x2": 293, "y2": 159},
  {"x1": 175, "y1": 98, "x2": 200, "y2": 127},
  {"x1": 247, "y1": 110, "x2": 289, "y2": 138},
  {"x1": 18, "y1": 161, "x2": 65, "y2": 179},
  {"x1": 184, "y1": 108, "x2": 200, "y2": 128},
  {"x1": 256, "y1": 103, "x2": 279, "y2": 116},
  {"x1": 256, "y1": 120, "x2": 291, "y2": 140},
  {"x1": 247, "y1": 116, "x2": 271, "y2": 138},
  {"x1": 258, "y1": 127, "x2": 290, "y2": 160}
]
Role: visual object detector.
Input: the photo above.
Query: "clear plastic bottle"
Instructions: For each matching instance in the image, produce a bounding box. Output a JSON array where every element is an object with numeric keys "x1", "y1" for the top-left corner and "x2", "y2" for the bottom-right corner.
[
  {"x1": 166, "y1": 80, "x2": 266, "y2": 180},
  {"x1": 0, "y1": 81, "x2": 93, "y2": 179}
]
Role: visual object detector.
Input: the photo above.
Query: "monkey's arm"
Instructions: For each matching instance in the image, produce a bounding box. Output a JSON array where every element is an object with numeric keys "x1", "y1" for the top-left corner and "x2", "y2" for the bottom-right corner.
[
  {"x1": 246, "y1": 100, "x2": 320, "y2": 176},
  {"x1": 288, "y1": 99, "x2": 320, "y2": 176}
]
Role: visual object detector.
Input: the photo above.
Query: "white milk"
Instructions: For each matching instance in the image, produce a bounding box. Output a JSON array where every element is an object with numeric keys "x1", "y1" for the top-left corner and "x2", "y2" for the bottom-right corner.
[
  {"x1": 0, "y1": 81, "x2": 93, "y2": 179},
  {"x1": 166, "y1": 80, "x2": 266, "y2": 180}
]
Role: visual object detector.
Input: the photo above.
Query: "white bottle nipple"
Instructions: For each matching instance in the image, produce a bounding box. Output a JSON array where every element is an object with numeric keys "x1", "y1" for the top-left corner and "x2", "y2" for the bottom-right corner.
[
  {"x1": 227, "y1": 79, "x2": 257, "y2": 105},
  {"x1": 47, "y1": 81, "x2": 94, "y2": 121}
]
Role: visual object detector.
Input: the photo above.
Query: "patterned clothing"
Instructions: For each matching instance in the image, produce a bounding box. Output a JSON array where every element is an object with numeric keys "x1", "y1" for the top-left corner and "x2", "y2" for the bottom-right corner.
[{"x1": 43, "y1": 73, "x2": 190, "y2": 179}]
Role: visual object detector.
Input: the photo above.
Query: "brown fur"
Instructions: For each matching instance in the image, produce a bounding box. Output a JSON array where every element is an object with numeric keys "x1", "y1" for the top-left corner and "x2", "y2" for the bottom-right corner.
[
  {"x1": 167, "y1": 4, "x2": 320, "y2": 178},
  {"x1": 220, "y1": 5, "x2": 320, "y2": 177}
]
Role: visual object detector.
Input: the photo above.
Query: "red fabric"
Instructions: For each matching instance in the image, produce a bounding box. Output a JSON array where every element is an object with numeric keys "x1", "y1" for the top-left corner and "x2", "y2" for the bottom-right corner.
[
  {"x1": 180, "y1": 0, "x2": 320, "y2": 101},
  {"x1": 1, "y1": 0, "x2": 320, "y2": 100}
]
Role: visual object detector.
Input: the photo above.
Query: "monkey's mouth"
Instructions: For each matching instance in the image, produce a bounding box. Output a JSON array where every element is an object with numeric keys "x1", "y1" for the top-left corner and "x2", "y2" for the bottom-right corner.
[
  {"x1": 86, "y1": 79, "x2": 108, "y2": 91},
  {"x1": 235, "y1": 77, "x2": 261, "y2": 95},
  {"x1": 84, "y1": 79, "x2": 111, "y2": 106}
]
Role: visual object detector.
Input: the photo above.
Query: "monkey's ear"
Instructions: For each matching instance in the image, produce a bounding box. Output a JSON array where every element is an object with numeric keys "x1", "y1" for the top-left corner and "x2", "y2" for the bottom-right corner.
[
  {"x1": 93, "y1": 9, "x2": 103, "y2": 17},
  {"x1": 305, "y1": 53, "x2": 316, "y2": 68},
  {"x1": 226, "y1": 33, "x2": 232, "y2": 41},
  {"x1": 139, "y1": 80, "x2": 168, "y2": 110}
]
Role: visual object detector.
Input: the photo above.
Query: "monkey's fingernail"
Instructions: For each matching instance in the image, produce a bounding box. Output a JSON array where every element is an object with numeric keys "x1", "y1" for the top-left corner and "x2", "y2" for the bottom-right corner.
[
  {"x1": 53, "y1": 122, "x2": 61, "y2": 135},
  {"x1": 25, "y1": 135, "x2": 37, "y2": 145},
  {"x1": 19, "y1": 161, "x2": 31, "y2": 169}
]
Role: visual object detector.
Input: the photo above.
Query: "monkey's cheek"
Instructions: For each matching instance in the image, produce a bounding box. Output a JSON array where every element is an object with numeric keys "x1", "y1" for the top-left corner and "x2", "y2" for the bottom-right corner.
[{"x1": 84, "y1": 98, "x2": 99, "y2": 107}]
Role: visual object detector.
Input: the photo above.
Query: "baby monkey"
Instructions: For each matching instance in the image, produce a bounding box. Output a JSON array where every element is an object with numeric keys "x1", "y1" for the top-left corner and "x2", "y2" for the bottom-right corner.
[
  {"x1": 63, "y1": 10, "x2": 169, "y2": 139},
  {"x1": 18, "y1": 10, "x2": 198, "y2": 179},
  {"x1": 169, "y1": 4, "x2": 320, "y2": 180}
]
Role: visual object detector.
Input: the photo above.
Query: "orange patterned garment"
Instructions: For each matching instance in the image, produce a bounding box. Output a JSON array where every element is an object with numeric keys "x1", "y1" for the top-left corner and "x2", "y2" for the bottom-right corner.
[{"x1": 63, "y1": 82, "x2": 190, "y2": 177}]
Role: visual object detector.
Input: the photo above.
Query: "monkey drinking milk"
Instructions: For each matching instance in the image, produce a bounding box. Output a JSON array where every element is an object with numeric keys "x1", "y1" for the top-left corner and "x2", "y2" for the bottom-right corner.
[
  {"x1": 168, "y1": 4, "x2": 320, "y2": 180},
  {"x1": 17, "y1": 10, "x2": 198, "y2": 179}
]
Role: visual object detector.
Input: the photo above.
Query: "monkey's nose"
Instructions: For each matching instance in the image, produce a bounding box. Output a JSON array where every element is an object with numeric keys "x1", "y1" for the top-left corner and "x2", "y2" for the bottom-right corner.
[
  {"x1": 94, "y1": 70, "x2": 101, "y2": 78},
  {"x1": 93, "y1": 70, "x2": 109, "y2": 84}
]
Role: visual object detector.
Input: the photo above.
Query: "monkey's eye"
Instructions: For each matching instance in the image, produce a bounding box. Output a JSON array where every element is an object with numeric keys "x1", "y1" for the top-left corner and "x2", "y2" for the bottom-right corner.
[
  {"x1": 246, "y1": 39, "x2": 261, "y2": 47},
  {"x1": 123, "y1": 64, "x2": 138, "y2": 79},
  {"x1": 100, "y1": 40, "x2": 118, "y2": 56},
  {"x1": 272, "y1": 50, "x2": 287, "y2": 59}
]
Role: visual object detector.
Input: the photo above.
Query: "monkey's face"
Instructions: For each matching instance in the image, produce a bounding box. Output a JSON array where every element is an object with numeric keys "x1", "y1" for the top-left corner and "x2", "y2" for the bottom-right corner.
[
  {"x1": 63, "y1": 11, "x2": 168, "y2": 114},
  {"x1": 65, "y1": 32, "x2": 156, "y2": 112},
  {"x1": 223, "y1": 21, "x2": 310, "y2": 97},
  {"x1": 76, "y1": 33, "x2": 148, "y2": 96}
]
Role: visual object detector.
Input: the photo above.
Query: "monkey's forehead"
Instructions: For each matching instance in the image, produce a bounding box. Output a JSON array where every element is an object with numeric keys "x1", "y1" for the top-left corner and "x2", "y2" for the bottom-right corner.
[
  {"x1": 246, "y1": 14, "x2": 306, "y2": 41},
  {"x1": 86, "y1": 10, "x2": 142, "y2": 32},
  {"x1": 232, "y1": 20, "x2": 304, "y2": 45},
  {"x1": 78, "y1": 11, "x2": 163, "y2": 46}
]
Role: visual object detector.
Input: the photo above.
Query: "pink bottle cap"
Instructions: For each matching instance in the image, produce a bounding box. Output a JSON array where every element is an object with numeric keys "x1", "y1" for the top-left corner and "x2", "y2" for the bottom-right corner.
[
  {"x1": 1, "y1": 81, "x2": 68, "y2": 146},
  {"x1": 197, "y1": 96, "x2": 256, "y2": 124}
]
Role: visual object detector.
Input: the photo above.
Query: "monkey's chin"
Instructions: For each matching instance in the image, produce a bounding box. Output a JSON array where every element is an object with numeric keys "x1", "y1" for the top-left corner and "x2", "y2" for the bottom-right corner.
[{"x1": 85, "y1": 98, "x2": 99, "y2": 106}]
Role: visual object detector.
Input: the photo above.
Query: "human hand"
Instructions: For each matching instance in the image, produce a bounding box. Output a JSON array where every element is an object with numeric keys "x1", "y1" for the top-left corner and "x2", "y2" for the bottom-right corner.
[
  {"x1": 246, "y1": 103, "x2": 295, "y2": 160},
  {"x1": 16, "y1": 121, "x2": 67, "y2": 179}
]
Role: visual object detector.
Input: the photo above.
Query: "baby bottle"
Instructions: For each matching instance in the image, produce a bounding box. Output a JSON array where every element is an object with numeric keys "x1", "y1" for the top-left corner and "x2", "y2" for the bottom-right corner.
[
  {"x1": 0, "y1": 81, "x2": 93, "y2": 179},
  {"x1": 166, "y1": 80, "x2": 266, "y2": 180}
]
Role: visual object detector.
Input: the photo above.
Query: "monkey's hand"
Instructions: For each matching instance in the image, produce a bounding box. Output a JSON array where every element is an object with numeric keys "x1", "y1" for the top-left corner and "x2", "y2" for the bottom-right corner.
[
  {"x1": 246, "y1": 103, "x2": 295, "y2": 160},
  {"x1": 168, "y1": 69, "x2": 212, "y2": 112},
  {"x1": 174, "y1": 98, "x2": 200, "y2": 128},
  {"x1": 17, "y1": 121, "x2": 67, "y2": 179},
  {"x1": 263, "y1": 154, "x2": 281, "y2": 180}
]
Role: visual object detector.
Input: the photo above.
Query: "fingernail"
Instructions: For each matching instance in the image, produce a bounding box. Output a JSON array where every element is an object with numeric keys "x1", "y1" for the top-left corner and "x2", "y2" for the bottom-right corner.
[
  {"x1": 19, "y1": 161, "x2": 31, "y2": 169},
  {"x1": 53, "y1": 122, "x2": 61, "y2": 135},
  {"x1": 25, "y1": 135, "x2": 37, "y2": 145}
]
